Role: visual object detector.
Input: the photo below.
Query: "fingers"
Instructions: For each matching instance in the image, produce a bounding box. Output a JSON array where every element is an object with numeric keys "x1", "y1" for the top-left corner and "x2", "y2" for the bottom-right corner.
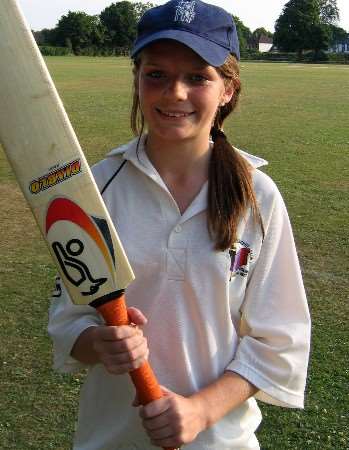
[
  {"x1": 92, "y1": 325, "x2": 149, "y2": 375},
  {"x1": 100, "y1": 347, "x2": 150, "y2": 375},
  {"x1": 96, "y1": 323, "x2": 143, "y2": 341},
  {"x1": 142, "y1": 410, "x2": 171, "y2": 432},
  {"x1": 143, "y1": 409, "x2": 183, "y2": 449},
  {"x1": 127, "y1": 306, "x2": 148, "y2": 326},
  {"x1": 140, "y1": 396, "x2": 177, "y2": 444},
  {"x1": 140, "y1": 395, "x2": 171, "y2": 420},
  {"x1": 139, "y1": 391, "x2": 204, "y2": 448}
]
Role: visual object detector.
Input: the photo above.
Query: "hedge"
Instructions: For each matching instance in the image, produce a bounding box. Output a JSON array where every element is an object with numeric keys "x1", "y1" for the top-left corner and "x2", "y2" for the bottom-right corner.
[
  {"x1": 38, "y1": 45, "x2": 349, "y2": 64},
  {"x1": 39, "y1": 46, "x2": 72, "y2": 56},
  {"x1": 240, "y1": 49, "x2": 349, "y2": 64},
  {"x1": 38, "y1": 46, "x2": 130, "y2": 57}
]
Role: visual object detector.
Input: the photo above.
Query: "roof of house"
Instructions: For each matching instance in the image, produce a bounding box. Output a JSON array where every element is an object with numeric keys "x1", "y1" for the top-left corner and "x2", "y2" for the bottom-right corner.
[{"x1": 259, "y1": 35, "x2": 273, "y2": 44}]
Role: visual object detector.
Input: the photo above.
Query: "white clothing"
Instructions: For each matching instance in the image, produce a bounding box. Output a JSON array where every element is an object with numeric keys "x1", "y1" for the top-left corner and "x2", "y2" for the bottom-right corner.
[{"x1": 48, "y1": 136, "x2": 311, "y2": 450}]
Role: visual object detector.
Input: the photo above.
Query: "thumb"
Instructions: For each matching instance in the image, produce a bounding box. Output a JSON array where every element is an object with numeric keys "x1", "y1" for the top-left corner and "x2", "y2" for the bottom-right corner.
[
  {"x1": 127, "y1": 307, "x2": 148, "y2": 326},
  {"x1": 160, "y1": 385, "x2": 174, "y2": 396}
]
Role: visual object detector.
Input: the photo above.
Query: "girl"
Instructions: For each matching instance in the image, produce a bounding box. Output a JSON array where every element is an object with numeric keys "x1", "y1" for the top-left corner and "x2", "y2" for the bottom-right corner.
[{"x1": 48, "y1": 1, "x2": 311, "y2": 449}]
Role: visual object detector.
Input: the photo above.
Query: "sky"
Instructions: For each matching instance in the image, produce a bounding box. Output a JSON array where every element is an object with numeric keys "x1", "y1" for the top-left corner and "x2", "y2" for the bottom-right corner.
[{"x1": 17, "y1": 0, "x2": 349, "y2": 33}]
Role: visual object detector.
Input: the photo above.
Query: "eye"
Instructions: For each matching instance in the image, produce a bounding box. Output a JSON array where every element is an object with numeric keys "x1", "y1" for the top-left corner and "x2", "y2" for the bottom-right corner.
[
  {"x1": 189, "y1": 74, "x2": 209, "y2": 84},
  {"x1": 145, "y1": 71, "x2": 165, "y2": 79}
]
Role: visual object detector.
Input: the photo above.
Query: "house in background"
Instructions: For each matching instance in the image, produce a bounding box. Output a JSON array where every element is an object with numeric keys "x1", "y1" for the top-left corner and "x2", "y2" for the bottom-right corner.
[
  {"x1": 328, "y1": 35, "x2": 349, "y2": 53},
  {"x1": 258, "y1": 35, "x2": 273, "y2": 52}
]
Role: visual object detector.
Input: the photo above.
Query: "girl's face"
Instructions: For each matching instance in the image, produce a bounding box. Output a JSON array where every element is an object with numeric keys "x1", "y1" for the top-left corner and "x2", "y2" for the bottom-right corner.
[{"x1": 137, "y1": 40, "x2": 233, "y2": 145}]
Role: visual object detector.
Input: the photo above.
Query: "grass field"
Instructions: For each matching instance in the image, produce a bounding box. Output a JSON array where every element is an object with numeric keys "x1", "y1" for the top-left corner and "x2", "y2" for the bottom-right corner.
[{"x1": 0, "y1": 57, "x2": 348, "y2": 449}]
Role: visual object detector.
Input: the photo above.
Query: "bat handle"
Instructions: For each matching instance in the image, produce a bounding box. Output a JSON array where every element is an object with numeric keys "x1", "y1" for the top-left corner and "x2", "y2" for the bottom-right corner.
[{"x1": 93, "y1": 292, "x2": 177, "y2": 450}]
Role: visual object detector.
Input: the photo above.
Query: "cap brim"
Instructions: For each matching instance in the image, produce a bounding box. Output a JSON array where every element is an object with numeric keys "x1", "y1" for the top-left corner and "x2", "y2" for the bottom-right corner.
[{"x1": 131, "y1": 29, "x2": 232, "y2": 67}]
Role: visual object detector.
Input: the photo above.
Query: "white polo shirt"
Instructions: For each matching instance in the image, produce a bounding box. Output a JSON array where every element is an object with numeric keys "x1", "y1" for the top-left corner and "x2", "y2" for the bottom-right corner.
[{"x1": 48, "y1": 136, "x2": 311, "y2": 450}]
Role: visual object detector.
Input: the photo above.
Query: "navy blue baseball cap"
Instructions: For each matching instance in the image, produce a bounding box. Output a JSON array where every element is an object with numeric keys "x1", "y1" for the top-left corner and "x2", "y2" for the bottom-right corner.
[{"x1": 131, "y1": 0, "x2": 240, "y2": 66}]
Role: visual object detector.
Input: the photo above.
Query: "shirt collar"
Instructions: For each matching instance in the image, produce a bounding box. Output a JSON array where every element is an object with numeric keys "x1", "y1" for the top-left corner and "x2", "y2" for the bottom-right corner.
[
  {"x1": 106, "y1": 136, "x2": 268, "y2": 222},
  {"x1": 234, "y1": 147, "x2": 268, "y2": 169},
  {"x1": 107, "y1": 135, "x2": 171, "y2": 190},
  {"x1": 106, "y1": 135, "x2": 268, "y2": 170},
  {"x1": 107, "y1": 136, "x2": 208, "y2": 221}
]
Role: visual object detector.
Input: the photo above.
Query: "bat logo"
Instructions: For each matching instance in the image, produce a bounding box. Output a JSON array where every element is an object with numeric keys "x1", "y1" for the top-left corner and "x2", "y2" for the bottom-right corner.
[
  {"x1": 52, "y1": 239, "x2": 107, "y2": 296},
  {"x1": 46, "y1": 197, "x2": 116, "y2": 297}
]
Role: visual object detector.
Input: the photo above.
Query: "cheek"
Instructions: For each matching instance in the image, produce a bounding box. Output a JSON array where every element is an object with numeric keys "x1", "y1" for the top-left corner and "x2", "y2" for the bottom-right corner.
[
  {"x1": 138, "y1": 78, "x2": 159, "y2": 111},
  {"x1": 195, "y1": 89, "x2": 221, "y2": 118}
]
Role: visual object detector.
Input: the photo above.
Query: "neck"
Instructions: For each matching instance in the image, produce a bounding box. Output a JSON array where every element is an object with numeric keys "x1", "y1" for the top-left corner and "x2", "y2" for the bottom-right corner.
[{"x1": 145, "y1": 132, "x2": 212, "y2": 180}]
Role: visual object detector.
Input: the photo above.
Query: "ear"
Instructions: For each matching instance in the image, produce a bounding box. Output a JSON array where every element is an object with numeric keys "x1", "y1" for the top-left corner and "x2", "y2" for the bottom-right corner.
[{"x1": 221, "y1": 83, "x2": 234, "y2": 105}]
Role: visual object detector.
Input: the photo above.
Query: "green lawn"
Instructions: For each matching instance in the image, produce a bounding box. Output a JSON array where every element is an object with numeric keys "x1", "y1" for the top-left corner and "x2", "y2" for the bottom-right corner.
[{"x1": 0, "y1": 57, "x2": 348, "y2": 449}]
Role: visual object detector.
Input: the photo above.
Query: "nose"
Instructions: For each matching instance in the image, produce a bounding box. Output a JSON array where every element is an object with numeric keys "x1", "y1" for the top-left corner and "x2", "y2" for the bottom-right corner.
[{"x1": 164, "y1": 77, "x2": 188, "y2": 101}]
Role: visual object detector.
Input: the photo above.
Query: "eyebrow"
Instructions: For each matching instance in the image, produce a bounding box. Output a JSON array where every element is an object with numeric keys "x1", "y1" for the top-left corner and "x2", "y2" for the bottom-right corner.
[{"x1": 142, "y1": 62, "x2": 210, "y2": 71}]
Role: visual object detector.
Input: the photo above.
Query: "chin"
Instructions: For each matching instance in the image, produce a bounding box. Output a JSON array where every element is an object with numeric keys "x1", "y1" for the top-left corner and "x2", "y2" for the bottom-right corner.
[
  {"x1": 160, "y1": 130, "x2": 194, "y2": 142},
  {"x1": 151, "y1": 123, "x2": 196, "y2": 141}
]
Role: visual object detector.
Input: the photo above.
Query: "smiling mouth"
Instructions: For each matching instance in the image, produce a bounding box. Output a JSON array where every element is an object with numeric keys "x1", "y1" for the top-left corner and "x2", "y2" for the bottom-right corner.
[{"x1": 156, "y1": 108, "x2": 194, "y2": 118}]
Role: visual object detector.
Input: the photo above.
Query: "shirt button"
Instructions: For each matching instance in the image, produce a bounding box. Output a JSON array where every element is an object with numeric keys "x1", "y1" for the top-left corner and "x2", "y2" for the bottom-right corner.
[{"x1": 174, "y1": 225, "x2": 182, "y2": 233}]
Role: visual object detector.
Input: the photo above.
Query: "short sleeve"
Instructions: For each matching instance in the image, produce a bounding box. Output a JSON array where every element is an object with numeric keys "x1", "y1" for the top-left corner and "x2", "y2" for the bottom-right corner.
[
  {"x1": 48, "y1": 276, "x2": 103, "y2": 373},
  {"x1": 226, "y1": 180, "x2": 311, "y2": 408}
]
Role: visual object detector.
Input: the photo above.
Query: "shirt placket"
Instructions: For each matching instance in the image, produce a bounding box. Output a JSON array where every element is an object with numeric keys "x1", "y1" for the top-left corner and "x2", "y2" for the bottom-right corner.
[{"x1": 125, "y1": 144, "x2": 208, "y2": 282}]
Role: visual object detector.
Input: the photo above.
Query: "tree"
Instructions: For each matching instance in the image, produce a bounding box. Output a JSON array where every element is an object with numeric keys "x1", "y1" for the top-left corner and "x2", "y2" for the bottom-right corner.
[
  {"x1": 274, "y1": 0, "x2": 338, "y2": 55},
  {"x1": 232, "y1": 16, "x2": 252, "y2": 53},
  {"x1": 33, "y1": 28, "x2": 59, "y2": 46},
  {"x1": 133, "y1": 2, "x2": 156, "y2": 21},
  {"x1": 56, "y1": 12, "x2": 105, "y2": 53},
  {"x1": 318, "y1": 0, "x2": 339, "y2": 24},
  {"x1": 327, "y1": 24, "x2": 348, "y2": 46},
  {"x1": 100, "y1": 2, "x2": 138, "y2": 51}
]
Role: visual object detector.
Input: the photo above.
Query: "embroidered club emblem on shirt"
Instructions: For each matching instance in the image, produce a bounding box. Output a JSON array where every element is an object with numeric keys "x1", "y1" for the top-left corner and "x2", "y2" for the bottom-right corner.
[
  {"x1": 229, "y1": 240, "x2": 253, "y2": 280},
  {"x1": 174, "y1": 0, "x2": 196, "y2": 23}
]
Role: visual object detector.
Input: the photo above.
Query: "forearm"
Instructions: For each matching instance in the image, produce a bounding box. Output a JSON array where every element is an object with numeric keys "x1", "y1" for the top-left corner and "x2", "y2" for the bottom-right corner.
[
  {"x1": 71, "y1": 326, "x2": 100, "y2": 365},
  {"x1": 191, "y1": 371, "x2": 258, "y2": 429}
]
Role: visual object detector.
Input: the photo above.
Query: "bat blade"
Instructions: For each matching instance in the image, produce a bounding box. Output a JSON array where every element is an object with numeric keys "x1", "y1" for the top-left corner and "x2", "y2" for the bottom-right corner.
[
  {"x1": 0, "y1": 0, "x2": 135, "y2": 305},
  {"x1": 0, "y1": 4, "x2": 177, "y2": 447}
]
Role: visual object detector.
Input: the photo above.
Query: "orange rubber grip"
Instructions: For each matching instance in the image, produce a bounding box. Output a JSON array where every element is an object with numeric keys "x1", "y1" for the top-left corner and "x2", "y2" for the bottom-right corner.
[
  {"x1": 95, "y1": 294, "x2": 177, "y2": 450},
  {"x1": 95, "y1": 294, "x2": 163, "y2": 404}
]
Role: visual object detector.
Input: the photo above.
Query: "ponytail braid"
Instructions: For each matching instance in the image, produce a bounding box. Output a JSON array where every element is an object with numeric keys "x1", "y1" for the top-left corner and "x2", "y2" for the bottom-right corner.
[{"x1": 208, "y1": 56, "x2": 264, "y2": 251}]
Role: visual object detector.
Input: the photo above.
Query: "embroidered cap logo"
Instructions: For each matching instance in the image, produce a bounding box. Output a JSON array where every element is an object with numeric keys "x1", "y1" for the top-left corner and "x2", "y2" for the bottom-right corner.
[{"x1": 174, "y1": 0, "x2": 196, "y2": 23}]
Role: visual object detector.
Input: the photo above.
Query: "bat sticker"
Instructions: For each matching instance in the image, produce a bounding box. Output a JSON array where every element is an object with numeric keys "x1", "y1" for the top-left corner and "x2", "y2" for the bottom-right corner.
[
  {"x1": 46, "y1": 197, "x2": 116, "y2": 296},
  {"x1": 29, "y1": 159, "x2": 82, "y2": 194}
]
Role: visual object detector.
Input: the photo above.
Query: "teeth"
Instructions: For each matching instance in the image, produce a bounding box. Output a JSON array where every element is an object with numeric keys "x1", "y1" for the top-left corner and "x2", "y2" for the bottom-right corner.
[{"x1": 160, "y1": 110, "x2": 190, "y2": 117}]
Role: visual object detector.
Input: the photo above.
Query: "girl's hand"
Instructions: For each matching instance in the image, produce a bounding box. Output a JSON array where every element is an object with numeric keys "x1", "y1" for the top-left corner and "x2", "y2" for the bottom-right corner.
[
  {"x1": 92, "y1": 307, "x2": 149, "y2": 375},
  {"x1": 138, "y1": 387, "x2": 207, "y2": 448}
]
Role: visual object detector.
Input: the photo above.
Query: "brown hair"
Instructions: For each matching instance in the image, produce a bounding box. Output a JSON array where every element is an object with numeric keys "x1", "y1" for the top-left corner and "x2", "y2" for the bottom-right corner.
[{"x1": 131, "y1": 54, "x2": 263, "y2": 251}]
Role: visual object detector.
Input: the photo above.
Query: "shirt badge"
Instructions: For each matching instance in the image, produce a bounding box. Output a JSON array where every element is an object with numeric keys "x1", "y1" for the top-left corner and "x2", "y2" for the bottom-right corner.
[
  {"x1": 229, "y1": 240, "x2": 253, "y2": 280},
  {"x1": 174, "y1": 0, "x2": 196, "y2": 23}
]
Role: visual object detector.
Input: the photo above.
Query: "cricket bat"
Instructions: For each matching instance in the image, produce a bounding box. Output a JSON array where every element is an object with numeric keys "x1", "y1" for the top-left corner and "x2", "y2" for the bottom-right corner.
[{"x1": 0, "y1": 0, "x2": 166, "y2": 415}]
